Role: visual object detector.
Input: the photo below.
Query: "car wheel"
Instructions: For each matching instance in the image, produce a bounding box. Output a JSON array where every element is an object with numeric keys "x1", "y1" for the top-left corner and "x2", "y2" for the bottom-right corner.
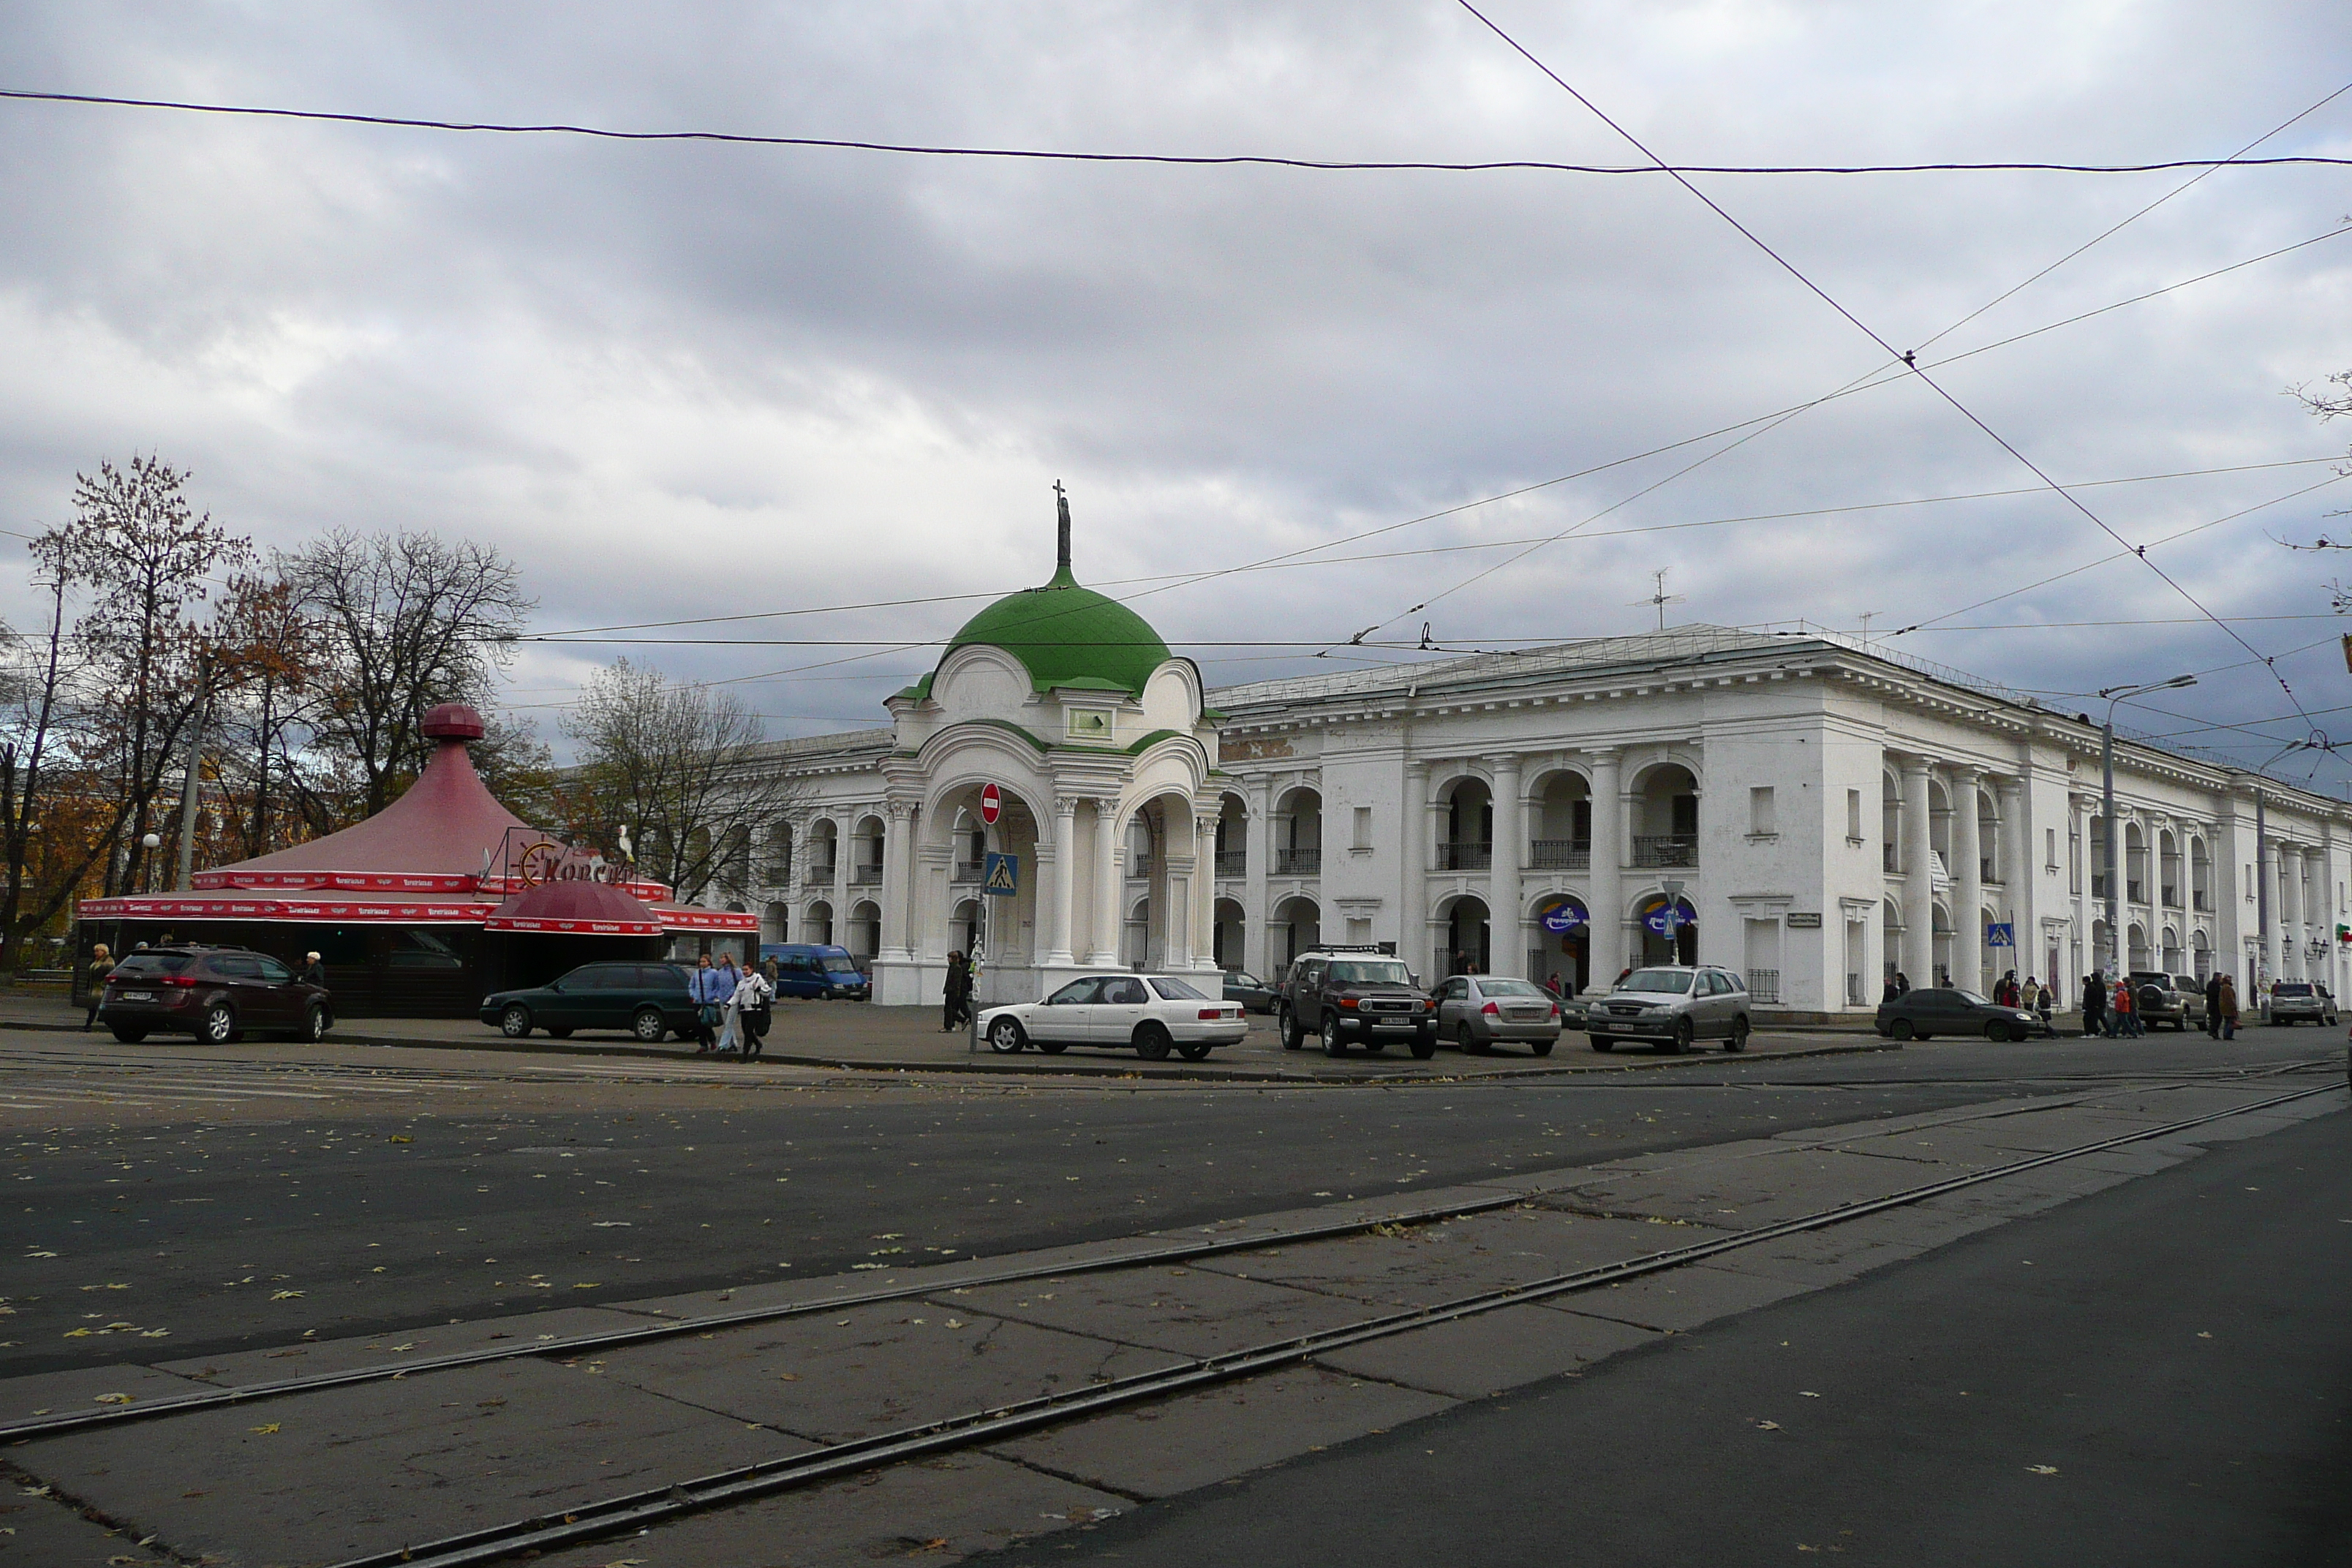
[
  {"x1": 1983, "y1": 1019, "x2": 2011, "y2": 1042},
  {"x1": 1134, "y1": 1024, "x2": 1172, "y2": 1061},
  {"x1": 1278, "y1": 1007, "x2": 1303, "y2": 1051},
  {"x1": 1891, "y1": 1018, "x2": 1915, "y2": 1041},
  {"x1": 1531, "y1": 1037, "x2": 1555, "y2": 1058},
  {"x1": 199, "y1": 1002, "x2": 239, "y2": 1044},
  {"x1": 302, "y1": 1003, "x2": 328, "y2": 1044},
  {"x1": 632, "y1": 1008, "x2": 667, "y2": 1043},
  {"x1": 1589, "y1": 1034, "x2": 1616, "y2": 1052},
  {"x1": 108, "y1": 1024, "x2": 147, "y2": 1044},
  {"x1": 1725, "y1": 1014, "x2": 1750, "y2": 1053},
  {"x1": 1410, "y1": 1029, "x2": 1436, "y2": 1060},
  {"x1": 1663, "y1": 1017, "x2": 1692, "y2": 1055},
  {"x1": 1322, "y1": 1014, "x2": 1346, "y2": 1057},
  {"x1": 1175, "y1": 1039, "x2": 1212, "y2": 1061},
  {"x1": 988, "y1": 1017, "x2": 1026, "y2": 1054},
  {"x1": 499, "y1": 1004, "x2": 532, "y2": 1039},
  {"x1": 1455, "y1": 1022, "x2": 1482, "y2": 1055}
]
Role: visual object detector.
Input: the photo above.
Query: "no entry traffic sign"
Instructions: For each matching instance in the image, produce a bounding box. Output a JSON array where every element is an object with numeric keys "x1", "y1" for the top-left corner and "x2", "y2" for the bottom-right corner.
[{"x1": 979, "y1": 783, "x2": 1001, "y2": 825}]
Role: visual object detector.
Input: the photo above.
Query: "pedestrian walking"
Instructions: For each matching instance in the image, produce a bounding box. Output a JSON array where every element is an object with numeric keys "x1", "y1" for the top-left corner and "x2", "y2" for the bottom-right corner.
[
  {"x1": 687, "y1": 953, "x2": 728, "y2": 1051},
  {"x1": 714, "y1": 952, "x2": 745, "y2": 1052},
  {"x1": 83, "y1": 943, "x2": 113, "y2": 1030},
  {"x1": 2018, "y1": 976, "x2": 2039, "y2": 1013},
  {"x1": 943, "y1": 951, "x2": 972, "y2": 1033},
  {"x1": 2216, "y1": 974, "x2": 2239, "y2": 1040},
  {"x1": 2081, "y1": 971, "x2": 2106, "y2": 1037},
  {"x1": 2204, "y1": 972, "x2": 2223, "y2": 1039},
  {"x1": 731, "y1": 960, "x2": 774, "y2": 1060},
  {"x1": 300, "y1": 950, "x2": 327, "y2": 988},
  {"x1": 2034, "y1": 978, "x2": 2054, "y2": 1031},
  {"x1": 2113, "y1": 977, "x2": 2141, "y2": 1038}
]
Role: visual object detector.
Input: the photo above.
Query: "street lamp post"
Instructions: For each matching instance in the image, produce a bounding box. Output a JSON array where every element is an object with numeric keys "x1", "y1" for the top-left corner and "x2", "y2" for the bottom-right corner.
[{"x1": 2097, "y1": 675, "x2": 2197, "y2": 984}]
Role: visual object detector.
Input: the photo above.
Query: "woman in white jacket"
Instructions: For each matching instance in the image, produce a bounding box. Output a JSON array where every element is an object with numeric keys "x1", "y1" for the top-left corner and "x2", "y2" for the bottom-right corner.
[{"x1": 725, "y1": 962, "x2": 774, "y2": 1058}]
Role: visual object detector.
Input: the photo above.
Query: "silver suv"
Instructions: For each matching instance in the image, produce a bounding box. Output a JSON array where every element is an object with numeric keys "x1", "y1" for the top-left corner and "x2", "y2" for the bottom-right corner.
[
  {"x1": 1584, "y1": 964, "x2": 1752, "y2": 1055},
  {"x1": 2266, "y1": 981, "x2": 2337, "y2": 1025}
]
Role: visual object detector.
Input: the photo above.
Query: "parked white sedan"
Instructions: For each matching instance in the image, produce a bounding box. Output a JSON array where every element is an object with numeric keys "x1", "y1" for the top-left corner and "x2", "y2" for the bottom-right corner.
[{"x1": 979, "y1": 973, "x2": 1248, "y2": 1060}]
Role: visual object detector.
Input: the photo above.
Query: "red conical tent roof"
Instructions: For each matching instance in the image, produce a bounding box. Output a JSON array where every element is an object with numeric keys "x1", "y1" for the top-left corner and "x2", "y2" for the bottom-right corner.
[{"x1": 192, "y1": 704, "x2": 554, "y2": 894}]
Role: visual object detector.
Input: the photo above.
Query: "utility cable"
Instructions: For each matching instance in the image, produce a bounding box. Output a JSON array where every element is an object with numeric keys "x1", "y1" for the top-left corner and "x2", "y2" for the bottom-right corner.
[{"x1": 6, "y1": 88, "x2": 2351, "y2": 177}]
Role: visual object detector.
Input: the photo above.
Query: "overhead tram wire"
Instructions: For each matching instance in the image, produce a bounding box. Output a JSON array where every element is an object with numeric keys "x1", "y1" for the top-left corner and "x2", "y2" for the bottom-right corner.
[
  {"x1": 1452, "y1": 0, "x2": 2324, "y2": 730},
  {"x1": 7, "y1": 88, "x2": 2352, "y2": 177}
]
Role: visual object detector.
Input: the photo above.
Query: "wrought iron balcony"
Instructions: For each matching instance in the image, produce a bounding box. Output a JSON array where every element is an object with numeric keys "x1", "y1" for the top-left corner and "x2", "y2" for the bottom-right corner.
[
  {"x1": 1746, "y1": 968, "x2": 1781, "y2": 1005},
  {"x1": 951, "y1": 860, "x2": 983, "y2": 884},
  {"x1": 761, "y1": 863, "x2": 794, "y2": 886},
  {"x1": 1529, "y1": 839, "x2": 1589, "y2": 870},
  {"x1": 1436, "y1": 842, "x2": 1492, "y2": 872},
  {"x1": 849, "y1": 864, "x2": 882, "y2": 886},
  {"x1": 805, "y1": 863, "x2": 837, "y2": 886},
  {"x1": 1275, "y1": 847, "x2": 1321, "y2": 877},
  {"x1": 1631, "y1": 834, "x2": 1697, "y2": 869},
  {"x1": 1214, "y1": 851, "x2": 1246, "y2": 879}
]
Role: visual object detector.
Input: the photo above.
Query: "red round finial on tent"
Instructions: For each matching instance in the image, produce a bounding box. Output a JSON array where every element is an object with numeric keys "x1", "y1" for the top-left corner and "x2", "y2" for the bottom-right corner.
[{"x1": 421, "y1": 704, "x2": 486, "y2": 741}]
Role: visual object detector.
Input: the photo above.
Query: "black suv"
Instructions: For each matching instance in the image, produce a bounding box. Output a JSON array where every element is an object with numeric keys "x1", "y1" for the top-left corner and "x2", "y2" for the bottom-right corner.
[
  {"x1": 98, "y1": 946, "x2": 332, "y2": 1044},
  {"x1": 1277, "y1": 948, "x2": 1437, "y2": 1059}
]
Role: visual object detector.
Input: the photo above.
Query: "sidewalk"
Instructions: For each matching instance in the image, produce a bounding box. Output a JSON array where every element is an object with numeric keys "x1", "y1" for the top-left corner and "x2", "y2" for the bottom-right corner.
[{"x1": 6, "y1": 990, "x2": 1901, "y2": 1082}]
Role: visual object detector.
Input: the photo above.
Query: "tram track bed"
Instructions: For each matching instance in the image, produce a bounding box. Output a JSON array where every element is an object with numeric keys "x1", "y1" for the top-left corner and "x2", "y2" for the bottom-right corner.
[{"x1": 0, "y1": 1071, "x2": 2337, "y2": 1568}]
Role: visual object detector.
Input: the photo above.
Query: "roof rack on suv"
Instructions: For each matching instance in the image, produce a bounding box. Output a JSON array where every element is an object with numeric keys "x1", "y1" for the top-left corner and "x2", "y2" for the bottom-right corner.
[{"x1": 1295, "y1": 943, "x2": 1397, "y2": 957}]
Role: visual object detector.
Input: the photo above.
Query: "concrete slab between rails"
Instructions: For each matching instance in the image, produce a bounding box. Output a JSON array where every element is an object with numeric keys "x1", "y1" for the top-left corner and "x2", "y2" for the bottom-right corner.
[
  {"x1": 0, "y1": 1483, "x2": 175, "y2": 1567},
  {"x1": 1308, "y1": 1303, "x2": 1662, "y2": 1400},
  {"x1": 527, "y1": 1448, "x2": 1135, "y2": 1568},
  {"x1": 15, "y1": 1357, "x2": 816, "y2": 1568}
]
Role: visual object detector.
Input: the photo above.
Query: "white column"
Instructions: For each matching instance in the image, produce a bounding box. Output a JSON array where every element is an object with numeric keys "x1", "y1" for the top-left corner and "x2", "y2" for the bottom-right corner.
[
  {"x1": 1194, "y1": 808, "x2": 1217, "y2": 970},
  {"x1": 1900, "y1": 757, "x2": 1934, "y2": 987},
  {"x1": 1046, "y1": 797, "x2": 1077, "y2": 965},
  {"x1": 878, "y1": 800, "x2": 916, "y2": 960},
  {"x1": 1244, "y1": 778, "x2": 1273, "y2": 976},
  {"x1": 1587, "y1": 750, "x2": 1624, "y2": 983},
  {"x1": 1952, "y1": 766, "x2": 1983, "y2": 991},
  {"x1": 1399, "y1": 761, "x2": 1427, "y2": 962},
  {"x1": 1488, "y1": 753, "x2": 1524, "y2": 976},
  {"x1": 1088, "y1": 796, "x2": 1122, "y2": 965}
]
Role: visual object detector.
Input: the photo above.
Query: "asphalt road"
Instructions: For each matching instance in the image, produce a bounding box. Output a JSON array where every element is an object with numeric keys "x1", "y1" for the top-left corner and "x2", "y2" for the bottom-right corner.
[
  {"x1": 1, "y1": 1024, "x2": 2329, "y2": 1379},
  {"x1": 974, "y1": 1103, "x2": 2352, "y2": 1568}
]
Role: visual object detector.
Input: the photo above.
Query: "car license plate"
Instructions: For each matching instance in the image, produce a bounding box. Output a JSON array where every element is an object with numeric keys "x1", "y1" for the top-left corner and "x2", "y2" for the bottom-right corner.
[{"x1": 119, "y1": 990, "x2": 154, "y2": 1002}]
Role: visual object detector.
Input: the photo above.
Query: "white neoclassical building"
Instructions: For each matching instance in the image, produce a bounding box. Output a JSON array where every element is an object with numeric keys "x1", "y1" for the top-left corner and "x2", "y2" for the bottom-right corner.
[{"x1": 723, "y1": 561, "x2": 2350, "y2": 1016}]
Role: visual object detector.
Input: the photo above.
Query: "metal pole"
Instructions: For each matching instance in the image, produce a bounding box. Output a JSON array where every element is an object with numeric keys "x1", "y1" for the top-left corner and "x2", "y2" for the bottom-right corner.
[
  {"x1": 173, "y1": 659, "x2": 209, "y2": 893},
  {"x1": 2101, "y1": 706, "x2": 2120, "y2": 982},
  {"x1": 2254, "y1": 790, "x2": 2268, "y2": 995}
]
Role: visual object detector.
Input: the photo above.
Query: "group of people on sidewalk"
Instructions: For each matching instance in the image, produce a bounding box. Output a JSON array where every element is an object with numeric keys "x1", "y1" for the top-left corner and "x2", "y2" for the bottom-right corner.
[
  {"x1": 687, "y1": 951, "x2": 774, "y2": 1058},
  {"x1": 2078, "y1": 969, "x2": 2241, "y2": 1039}
]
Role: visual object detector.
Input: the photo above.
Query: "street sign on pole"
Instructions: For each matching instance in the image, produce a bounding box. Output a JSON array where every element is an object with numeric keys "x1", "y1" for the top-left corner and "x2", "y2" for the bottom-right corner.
[
  {"x1": 1987, "y1": 921, "x2": 2015, "y2": 949},
  {"x1": 979, "y1": 783, "x2": 1002, "y2": 826},
  {"x1": 983, "y1": 851, "x2": 1019, "y2": 897}
]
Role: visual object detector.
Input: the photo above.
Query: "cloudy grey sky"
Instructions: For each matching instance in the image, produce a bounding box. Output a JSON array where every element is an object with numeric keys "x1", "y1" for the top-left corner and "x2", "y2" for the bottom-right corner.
[{"x1": 3, "y1": 1, "x2": 2348, "y2": 779}]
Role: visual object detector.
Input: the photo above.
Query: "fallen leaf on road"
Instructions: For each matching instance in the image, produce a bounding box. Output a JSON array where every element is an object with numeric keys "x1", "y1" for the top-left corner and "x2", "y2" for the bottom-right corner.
[
  {"x1": 591, "y1": 1221, "x2": 632, "y2": 1228},
  {"x1": 388, "y1": 1135, "x2": 412, "y2": 1143},
  {"x1": 92, "y1": 1393, "x2": 133, "y2": 1405},
  {"x1": 1798, "y1": 1391, "x2": 1820, "y2": 1398},
  {"x1": 269, "y1": 1291, "x2": 304, "y2": 1301},
  {"x1": 2197, "y1": 1332, "x2": 2212, "y2": 1339},
  {"x1": 23, "y1": 1251, "x2": 56, "y2": 1259},
  {"x1": 2026, "y1": 1465, "x2": 2058, "y2": 1476},
  {"x1": 249, "y1": 1423, "x2": 280, "y2": 1435},
  {"x1": 776, "y1": 1373, "x2": 799, "y2": 1381},
  {"x1": 1754, "y1": 1420, "x2": 1782, "y2": 1431}
]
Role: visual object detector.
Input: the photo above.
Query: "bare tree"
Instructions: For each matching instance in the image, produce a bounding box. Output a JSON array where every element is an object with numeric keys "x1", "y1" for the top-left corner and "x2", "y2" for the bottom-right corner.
[
  {"x1": 47, "y1": 456, "x2": 253, "y2": 894},
  {"x1": 559, "y1": 659, "x2": 799, "y2": 907},
  {"x1": 286, "y1": 530, "x2": 535, "y2": 818},
  {"x1": 207, "y1": 572, "x2": 325, "y2": 860},
  {"x1": 0, "y1": 562, "x2": 115, "y2": 968}
]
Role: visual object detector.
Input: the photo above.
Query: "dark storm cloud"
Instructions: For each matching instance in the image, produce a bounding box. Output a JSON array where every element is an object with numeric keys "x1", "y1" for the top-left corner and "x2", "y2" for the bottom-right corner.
[{"x1": 0, "y1": 1, "x2": 2347, "y2": 764}]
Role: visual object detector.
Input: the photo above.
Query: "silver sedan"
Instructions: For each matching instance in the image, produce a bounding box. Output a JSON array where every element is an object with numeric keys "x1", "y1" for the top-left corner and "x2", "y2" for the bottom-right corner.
[{"x1": 1433, "y1": 976, "x2": 1564, "y2": 1055}]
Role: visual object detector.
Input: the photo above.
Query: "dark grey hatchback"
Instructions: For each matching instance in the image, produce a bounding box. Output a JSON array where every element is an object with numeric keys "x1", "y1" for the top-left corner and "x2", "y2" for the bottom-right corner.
[
  {"x1": 1874, "y1": 986, "x2": 2044, "y2": 1042},
  {"x1": 479, "y1": 961, "x2": 701, "y2": 1041},
  {"x1": 99, "y1": 946, "x2": 332, "y2": 1044}
]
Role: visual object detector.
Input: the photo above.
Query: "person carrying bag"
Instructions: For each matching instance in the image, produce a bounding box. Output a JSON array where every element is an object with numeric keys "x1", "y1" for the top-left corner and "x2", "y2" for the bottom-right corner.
[{"x1": 733, "y1": 962, "x2": 774, "y2": 1060}]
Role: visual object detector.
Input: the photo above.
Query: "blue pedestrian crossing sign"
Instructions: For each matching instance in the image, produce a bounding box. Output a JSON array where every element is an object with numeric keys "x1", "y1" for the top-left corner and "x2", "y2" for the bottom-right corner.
[
  {"x1": 983, "y1": 851, "x2": 1020, "y2": 897},
  {"x1": 1986, "y1": 921, "x2": 2015, "y2": 948}
]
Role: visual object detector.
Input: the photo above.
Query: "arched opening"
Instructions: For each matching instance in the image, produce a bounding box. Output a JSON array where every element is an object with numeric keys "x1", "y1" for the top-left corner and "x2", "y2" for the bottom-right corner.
[
  {"x1": 2159, "y1": 829, "x2": 2182, "y2": 909},
  {"x1": 805, "y1": 821, "x2": 840, "y2": 888},
  {"x1": 932, "y1": 780, "x2": 1043, "y2": 968},
  {"x1": 850, "y1": 815, "x2": 886, "y2": 889},
  {"x1": 1529, "y1": 770, "x2": 1591, "y2": 870},
  {"x1": 1439, "y1": 894, "x2": 1491, "y2": 976},
  {"x1": 807, "y1": 900, "x2": 835, "y2": 947},
  {"x1": 1214, "y1": 795, "x2": 1247, "y2": 880},
  {"x1": 1634, "y1": 890, "x2": 1699, "y2": 967},
  {"x1": 848, "y1": 900, "x2": 881, "y2": 965},
  {"x1": 1119, "y1": 791, "x2": 1202, "y2": 971},
  {"x1": 1437, "y1": 777, "x2": 1493, "y2": 872},
  {"x1": 1976, "y1": 789, "x2": 1999, "y2": 883},
  {"x1": 2127, "y1": 921, "x2": 2149, "y2": 973},
  {"x1": 2088, "y1": 815, "x2": 2110, "y2": 900},
  {"x1": 1978, "y1": 904, "x2": 2000, "y2": 992},
  {"x1": 1123, "y1": 895, "x2": 1151, "y2": 970},
  {"x1": 1271, "y1": 895, "x2": 1320, "y2": 978},
  {"x1": 949, "y1": 897, "x2": 980, "y2": 961},
  {"x1": 949, "y1": 808, "x2": 985, "y2": 886},
  {"x1": 1631, "y1": 764, "x2": 1699, "y2": 868},
  {"x1": 764, "y1": 821, "x2": 794, "y2": 887},
  {"x1": 2189, "y1": 837, "x2": 2212, "y2": 913},
  {"x1": 1882, "y1": 772, "x2": 1902, "y2": 874},
  {"x1": 2125, "y1": 823, "x2": 2147, "y2": 905},
  {"x1": 2190, "y1": 929, "x2": 2211, "y2": 980},
  {"x1": 2160, "y1": 924, "x2": 2182, "y2": 973},
  {"x1": 1882, "y1": 897, "x2": 1906, "y2": 990},
  {"x1": 1213, "y1": 897, "x2": 1246, "y2": 970},
  {"x1": 762, "y1": 901, "x2": 790, "y2": 944},
  {"x1": 1931, "y1": 900, "x2": 1953, "y2": 987},
  {"x1": 1530, "y1": 893, "x2": 1590, "y2": 992},
  {"x1": 1274, "y1": 787, "x2": 1322, "y2": 877},
  {"x1": 2089, "y1": 918, "x2": 2109, "y2": 979},
  {"x1": 1928, "y1": 780, "x2": 1953, "y2": 878}
]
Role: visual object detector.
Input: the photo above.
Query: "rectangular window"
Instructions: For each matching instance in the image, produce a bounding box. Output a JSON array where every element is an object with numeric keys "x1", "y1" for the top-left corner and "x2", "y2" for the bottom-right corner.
[
  {"x1": 1846, "y1": 788, "x2": 1863, "y2": 840},
  {"x1": 1749, "y1": 787, "x2": 1776, "y2": 836},
  {"x1": 1352, "y1": 806, "x2": 1373, "y2": 851},
  {"x1": 2046, "y1": 828, "x2": 2057, "y2": 870}
]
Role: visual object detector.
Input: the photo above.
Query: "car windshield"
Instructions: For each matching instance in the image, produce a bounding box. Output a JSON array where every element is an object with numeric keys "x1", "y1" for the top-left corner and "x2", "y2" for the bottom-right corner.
[
  {"x1": 1617, "y1": 969, "x2": 1692, "y2": 995},
  {"x1": 1953, "y1": 990, "x2": 1993, "y2": 1006},
  {"x1": 1478, "y1": 979, "x2": 1545, "y2": 998},
  {"x1": 2273, "y1": 983, "x2": 2314, "y2": 997},
  {"x1": 111, "y1": 953, "x2": 192, "y2": 977},
  {"x1": 1150, "y1": 977, "x2": 1210, "y2": 1001},
  {"x1": 1330, "y1": 960, "x2": 1411, "y2": 985},
  {"x1": 823, "y1": 957, "x2": 862, "y2": 975}
]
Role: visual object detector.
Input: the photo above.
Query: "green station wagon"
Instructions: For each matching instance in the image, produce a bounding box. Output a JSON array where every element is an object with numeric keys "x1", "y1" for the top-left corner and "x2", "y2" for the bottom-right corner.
[{"x1": 479, "y1": 961, "x2": 701, "y2": 1041}]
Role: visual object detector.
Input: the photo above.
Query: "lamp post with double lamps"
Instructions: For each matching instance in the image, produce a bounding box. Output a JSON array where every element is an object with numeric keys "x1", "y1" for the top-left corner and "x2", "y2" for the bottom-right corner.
[{"x1": 2097, "y1": 675, "x2": 2197, "y2": 983}]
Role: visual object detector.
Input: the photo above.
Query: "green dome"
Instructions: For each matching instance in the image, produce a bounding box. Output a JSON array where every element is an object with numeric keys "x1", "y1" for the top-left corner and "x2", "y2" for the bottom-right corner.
[{"x1": 913, "y1": 564, "x2": 1172, "y2": 701}]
